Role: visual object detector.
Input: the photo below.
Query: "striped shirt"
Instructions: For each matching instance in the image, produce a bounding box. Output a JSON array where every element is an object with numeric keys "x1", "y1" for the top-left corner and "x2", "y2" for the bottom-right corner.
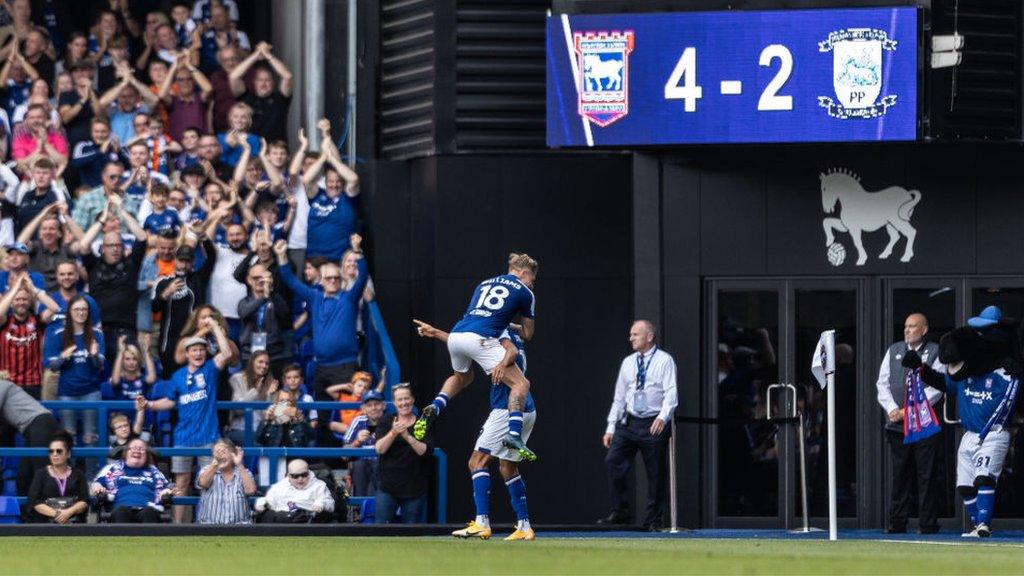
[
  {"x1": 196, "y1": 468, "x2": 252, "y2": 524},
  {"x1": 0, "y1": 313, "x2": 42, "y2": 387},
  {"x1": 340, "y1": 414, "x2": 378, "y2": 459}
]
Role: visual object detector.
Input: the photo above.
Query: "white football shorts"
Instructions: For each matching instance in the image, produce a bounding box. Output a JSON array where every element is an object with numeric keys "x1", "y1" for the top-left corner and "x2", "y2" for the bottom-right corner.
[
  {"x1": 956, "y1": 428, "x2": 1010, "y2": 487},
  {"x1": 474, "y1": 408, "x2": 537, "y2": 462},
  {"x1": 448, "y1": 331, "x2": 507, "y2": 374}
]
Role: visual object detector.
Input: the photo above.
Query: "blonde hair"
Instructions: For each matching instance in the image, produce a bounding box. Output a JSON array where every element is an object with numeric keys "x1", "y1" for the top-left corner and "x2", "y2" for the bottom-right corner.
[
  {"x1": 229, "y1": 102, "x2": 253, "y2": 128},
  {"x1": 508, "y1": 252, "x2": 538, "y2": 273}
]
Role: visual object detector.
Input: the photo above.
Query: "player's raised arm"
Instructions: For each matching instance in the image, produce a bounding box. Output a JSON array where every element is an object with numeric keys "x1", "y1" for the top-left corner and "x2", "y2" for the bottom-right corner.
[{"x1": 414, "y1": 319, "x2": 449, "y2": 343}]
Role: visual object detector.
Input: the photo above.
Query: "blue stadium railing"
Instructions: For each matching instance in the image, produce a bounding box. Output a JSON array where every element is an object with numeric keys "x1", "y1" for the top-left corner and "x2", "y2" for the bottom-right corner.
[
  {"x1": 0, "y1": 400, "x2": 448, "y2": 523},
  {"x1": 364, "y1": 301, "x2": 402, "y2": 398}
]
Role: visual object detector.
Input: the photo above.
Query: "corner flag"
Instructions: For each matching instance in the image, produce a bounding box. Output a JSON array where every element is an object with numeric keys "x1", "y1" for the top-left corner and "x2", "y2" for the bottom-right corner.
[
  {"x1": 811, "y1": 330, "x2": 835, "y2": 389},
  {"x1": 810, "y1": 328, "x2": 838, "y2": 541}
]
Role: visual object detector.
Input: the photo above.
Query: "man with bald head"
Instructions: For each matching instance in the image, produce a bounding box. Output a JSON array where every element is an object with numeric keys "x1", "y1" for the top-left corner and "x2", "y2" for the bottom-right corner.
[
  {"x1": 876, "y1": 312, "x2": 945, "y2": 534},
  {"x1": 599, "y1": 320, "x2": 678, "y2": 531},
  {"x1": 254, "y1": 459, "x2": 334, "y2": 523}
]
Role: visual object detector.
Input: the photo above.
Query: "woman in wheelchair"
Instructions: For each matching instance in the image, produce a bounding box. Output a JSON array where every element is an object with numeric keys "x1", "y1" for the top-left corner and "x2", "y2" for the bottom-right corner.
[
  {"x1": 27, "y1": 432, "x2": 90, "y2": 523},
  {"x1": 91, "y1": 438, "x2": 176, "y2": 523}
]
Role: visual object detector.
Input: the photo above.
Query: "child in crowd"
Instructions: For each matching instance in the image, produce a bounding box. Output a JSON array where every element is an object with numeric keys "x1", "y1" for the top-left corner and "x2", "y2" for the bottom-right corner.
[
  {"x1": 142, "y1": 183, "x2": 182, "y2": 235},
  {"x1": 281, "y1": 363, "x2": 317, "y2": 426},
  {"x1": 175, "y1": 126, "x2": 202, "y2": 171},
  {"x1": 106, "y1": 412, "x2": 147, "y2": 462},
  {"x1": 327, "y1": 370, "x2": 385, "y2": 436}
]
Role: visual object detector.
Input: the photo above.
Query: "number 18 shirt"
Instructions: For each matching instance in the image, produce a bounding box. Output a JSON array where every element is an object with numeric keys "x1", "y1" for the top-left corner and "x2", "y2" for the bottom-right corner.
[{"x1": 451, "y1": 274, "x2": 535, "y2": 339}]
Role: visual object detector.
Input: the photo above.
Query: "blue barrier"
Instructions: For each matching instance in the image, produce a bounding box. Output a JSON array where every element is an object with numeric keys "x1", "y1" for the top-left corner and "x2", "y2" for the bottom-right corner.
[
  {"x1": 40, "y1": 400, "x2": 365, "y2": 447},
  {"x1": 365, "y1": 302, "x2": 402, "y2": 400},
  {"x1": 2, "y1": 403, "x2": 449, "y2": 523}
]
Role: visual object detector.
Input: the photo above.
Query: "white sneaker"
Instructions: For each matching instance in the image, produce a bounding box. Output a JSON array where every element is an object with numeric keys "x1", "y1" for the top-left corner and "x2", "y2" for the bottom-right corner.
[
  {"x1": 961, "y1": 526, "x2": 979, "y2": 538},
  {"x1": 977, "y1": 523, "x2": 991, "y2": 538}
]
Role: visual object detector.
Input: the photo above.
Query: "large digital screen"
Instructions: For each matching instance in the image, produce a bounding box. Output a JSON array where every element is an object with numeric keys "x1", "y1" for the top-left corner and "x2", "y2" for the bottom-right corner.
[{"x1": 547, "y1": 7, "x2": 918, "y2": 147}]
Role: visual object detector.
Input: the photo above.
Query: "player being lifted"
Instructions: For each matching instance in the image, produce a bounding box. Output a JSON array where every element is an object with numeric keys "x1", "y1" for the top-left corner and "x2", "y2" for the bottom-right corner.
[
  {"x1": 903, "y1": 306, "x2": 1021, "y2": 538},
  {"x1": 414, "y1": 321, "x2": 537, "y2": 541},
  {"x1": 412, "y1": 253, "x2": 538, "y2": 462}
]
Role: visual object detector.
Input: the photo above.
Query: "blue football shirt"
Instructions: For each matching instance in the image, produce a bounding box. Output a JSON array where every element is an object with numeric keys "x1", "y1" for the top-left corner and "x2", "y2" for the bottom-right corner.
[
  {"x1": 451, "y1": 274, "x2": 535, "y2": 339},
  {"x1": 169, "y1": 358, "x2": 221, "y2": 447}
]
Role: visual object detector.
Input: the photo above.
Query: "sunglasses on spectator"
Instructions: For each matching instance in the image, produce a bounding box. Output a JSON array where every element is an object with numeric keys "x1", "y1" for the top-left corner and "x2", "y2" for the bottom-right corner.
[
  {"x1": 48, "y1": 448, "x2": 65, "y2": 455},
  {"x1": 322, "y1": 275, "x2": 341, "y2": 282},
  {"x1": 288, "y1": 472, "x2": 308, "y2": 479}
]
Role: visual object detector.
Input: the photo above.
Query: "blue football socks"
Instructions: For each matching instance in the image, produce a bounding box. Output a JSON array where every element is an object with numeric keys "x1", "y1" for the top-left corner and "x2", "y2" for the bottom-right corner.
[
  {"x1": 508, "y1": 411, "x2": 523, "y2": 437},
  {"x1": 471, "y1": 468, "x2": 491, "y2": 524}
]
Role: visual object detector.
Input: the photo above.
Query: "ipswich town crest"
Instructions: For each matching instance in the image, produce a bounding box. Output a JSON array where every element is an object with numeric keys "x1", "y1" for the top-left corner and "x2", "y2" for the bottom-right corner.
[
  {"x1": 574, "y1": 30, "x2": 634, "y2": 127},
  {"x1": 817, "y1": 28, "x2": 898, "y2": 119}
]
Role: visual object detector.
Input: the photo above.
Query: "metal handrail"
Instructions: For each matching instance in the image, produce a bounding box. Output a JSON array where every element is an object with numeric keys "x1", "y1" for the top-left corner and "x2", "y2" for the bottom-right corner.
[
  {"x1": 4, "y1": 402, "x2": 449, "y2": 522},
  {"x1": 767, "y1": 383, "x2": 814, "y2": 534},
  {"x1": 0, "y1": 446, "x2": 448, "y2": 523}
]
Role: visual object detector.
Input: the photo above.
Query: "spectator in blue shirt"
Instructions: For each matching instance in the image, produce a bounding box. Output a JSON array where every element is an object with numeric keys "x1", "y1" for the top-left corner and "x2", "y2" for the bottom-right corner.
[
  {"x1": 142, "y1": 184, "x2": 182, "y2": 235},
  {"x1": 274, "y1": 236, "x2": 367, "y2": 421},
  {"x1": 43, "y1": 295, "x2": 106, "y2": 448},
  {"x1": 69, "y1": 117, "x2": 122, "y2": 188},
  {"x1": 91, "y1": 437, "x2": 173, "y2": 523},
  {"x1": 300, "y1": 121, "x2": 359, "y2": 262},
  {"x1": 136, "y1": 316, "x2": 233, "y2": 524}
]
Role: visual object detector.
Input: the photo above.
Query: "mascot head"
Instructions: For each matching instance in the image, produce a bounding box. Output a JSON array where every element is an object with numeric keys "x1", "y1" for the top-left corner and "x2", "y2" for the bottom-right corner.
[{"x1": 938, "y1": 306, "x2": 1021, "y2": 381}]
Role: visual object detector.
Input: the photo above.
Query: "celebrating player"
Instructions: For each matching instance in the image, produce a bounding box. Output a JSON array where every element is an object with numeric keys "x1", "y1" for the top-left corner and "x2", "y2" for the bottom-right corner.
[
  {"x1": 903, "y1": 306, "x2": 1021, "y2": 538},
  {"x1": 412, "y1": 253, "x2": 538, "y2": 461},
  {"x1": 415, "y1": 320, "x2": 536, "y2": 541}
]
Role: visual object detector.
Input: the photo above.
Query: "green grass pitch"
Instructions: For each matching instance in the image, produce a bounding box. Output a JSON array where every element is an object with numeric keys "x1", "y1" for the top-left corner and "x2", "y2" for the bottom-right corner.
[{"x1": 0, "y1": 536, "x2": 1023, "y2": 574}]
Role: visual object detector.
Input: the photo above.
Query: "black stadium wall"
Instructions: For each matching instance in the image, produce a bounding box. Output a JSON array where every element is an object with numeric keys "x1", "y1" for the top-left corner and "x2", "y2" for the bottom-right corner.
[{"x1": 367, "y1": 154, "x2": 635, "y2": 523}]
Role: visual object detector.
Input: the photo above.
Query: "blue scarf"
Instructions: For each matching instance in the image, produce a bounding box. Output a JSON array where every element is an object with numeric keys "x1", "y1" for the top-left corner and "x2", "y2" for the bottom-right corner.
[{"x1": 904, "y1": 367, "x2": 941, "y2": 444}]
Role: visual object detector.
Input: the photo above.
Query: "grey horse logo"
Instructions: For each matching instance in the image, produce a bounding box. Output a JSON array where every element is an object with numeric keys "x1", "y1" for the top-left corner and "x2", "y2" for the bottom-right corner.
[{"x1": 820, "y1": 168, "x2": 921, "y2": 266}]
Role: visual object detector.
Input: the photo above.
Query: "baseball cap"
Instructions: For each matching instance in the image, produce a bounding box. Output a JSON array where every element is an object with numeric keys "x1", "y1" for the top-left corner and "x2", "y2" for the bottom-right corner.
[
  {"x1": 4, "y1": 242, "x2": 29, "y2": 254},
  {"x1": 175, "y1": 246, "x2": 196, "y2": 261},
  {"x1": 183, "y1": 336, "x2": 208, "y2": 350},
  {"x1": 362, "y1": 391, "x2": 385, "y2": 404},
  {"x1": 968, "y1": 305, "x2": 1002, "y2": 328}
]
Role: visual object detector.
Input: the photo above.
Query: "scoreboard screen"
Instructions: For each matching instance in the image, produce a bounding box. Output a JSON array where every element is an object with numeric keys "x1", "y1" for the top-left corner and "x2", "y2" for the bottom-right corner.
[{"x1": 546, "y1": 7, "x2": 918, "y2": 147}]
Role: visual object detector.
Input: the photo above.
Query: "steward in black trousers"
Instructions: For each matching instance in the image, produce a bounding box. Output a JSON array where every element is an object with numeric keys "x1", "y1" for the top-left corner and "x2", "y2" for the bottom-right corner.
[
  {"x1": 886, "y1": 429, "x2": 942, "y2": 532},
  {"x1": 605, "y1": 414, "x2": 669, "y2": 529}
]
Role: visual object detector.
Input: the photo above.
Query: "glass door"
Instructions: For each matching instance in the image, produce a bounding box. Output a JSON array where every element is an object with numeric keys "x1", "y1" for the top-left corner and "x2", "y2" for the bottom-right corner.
[
  {"x1": 708, "y1": 281, "x2": 783, "y2": 526},
  {"x1": 708, "y1": 278, "x2": 866, "y2": 528},
  {"x1": 967, "y1": 280, "x2": 1024, "y2": 526},
  {"x1": 788, "y1": 279, "x2": 867, "y2": 525},
  {"x1": 881, "y1": 278, "x2": 963, "y2": 529}
]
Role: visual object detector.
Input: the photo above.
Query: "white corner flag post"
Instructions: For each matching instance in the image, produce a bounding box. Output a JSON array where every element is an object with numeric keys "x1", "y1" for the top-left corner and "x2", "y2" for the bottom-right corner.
[{"x1": 811, "y1": 329, "x2": 838, "y2": 541}]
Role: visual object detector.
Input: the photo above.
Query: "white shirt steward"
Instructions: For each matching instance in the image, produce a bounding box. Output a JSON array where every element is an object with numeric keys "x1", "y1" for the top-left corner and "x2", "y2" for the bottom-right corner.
[
  {"x1": 605, "y1": 348, "x2": 679, "y2": 435},
  {"x1": 603, "y1": 347, "x2": 678, "y2": 529}
]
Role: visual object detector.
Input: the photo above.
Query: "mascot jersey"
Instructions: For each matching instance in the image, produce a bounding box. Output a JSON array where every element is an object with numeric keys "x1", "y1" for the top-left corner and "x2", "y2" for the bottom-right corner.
[{"x1": 944, "y1": 368, "x2": 1018, "y2": 434}]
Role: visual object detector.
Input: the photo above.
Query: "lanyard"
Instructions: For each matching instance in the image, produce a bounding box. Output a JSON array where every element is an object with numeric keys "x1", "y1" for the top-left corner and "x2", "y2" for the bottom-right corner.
[
  {"x1": 53, "y1": 470, "x2": 69, "y2": 496},
  {"x1": 636, "y1": 347, "x2": 656, "y2": 391},
  {"x1": 256, "y1": 302, "x2": 270, "y2": 331}
]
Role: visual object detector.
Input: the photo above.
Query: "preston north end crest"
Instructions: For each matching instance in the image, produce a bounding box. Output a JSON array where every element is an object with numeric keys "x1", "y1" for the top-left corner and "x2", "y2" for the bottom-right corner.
[
  {"x1": 574, "y1": 30, "x2": 634, "y2": 127},
  {"x1": 818, "y1": 28, "x2": 898, "y2": 119}
]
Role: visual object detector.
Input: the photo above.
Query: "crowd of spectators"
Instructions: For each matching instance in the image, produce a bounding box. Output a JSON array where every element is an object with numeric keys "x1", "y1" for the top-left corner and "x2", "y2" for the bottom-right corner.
[{"x1": 0, "y1": 0, "x2": 428, "y2": 525}]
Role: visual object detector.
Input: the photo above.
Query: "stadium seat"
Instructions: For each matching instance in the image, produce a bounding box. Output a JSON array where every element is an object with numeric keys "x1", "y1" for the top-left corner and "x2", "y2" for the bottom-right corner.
[
  {"x1": 0, "y1": 496, "x2": 21, "y2": 523},
  {"x1": 359, "y1": 498, "x2": 374, "y2": 524}
]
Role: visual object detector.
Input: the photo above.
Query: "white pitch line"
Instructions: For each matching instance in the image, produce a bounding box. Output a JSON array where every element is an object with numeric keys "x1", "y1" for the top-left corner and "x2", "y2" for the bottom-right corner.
[
  {"x1": 560, "y1": 13, "x2": 593, "y2": 147},
  {"x1": 878, "y1": 538, "x2": 1024, "y2": 548}
]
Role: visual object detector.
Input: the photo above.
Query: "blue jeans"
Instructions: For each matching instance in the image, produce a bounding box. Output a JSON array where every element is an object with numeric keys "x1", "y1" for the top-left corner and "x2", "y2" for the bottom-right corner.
[
  {"x1": 374, "y1": 491, "x2": 427, "y2": 524},
  {"x1": 58, "y1": 390, "x2": 102, "y2": 444}
]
